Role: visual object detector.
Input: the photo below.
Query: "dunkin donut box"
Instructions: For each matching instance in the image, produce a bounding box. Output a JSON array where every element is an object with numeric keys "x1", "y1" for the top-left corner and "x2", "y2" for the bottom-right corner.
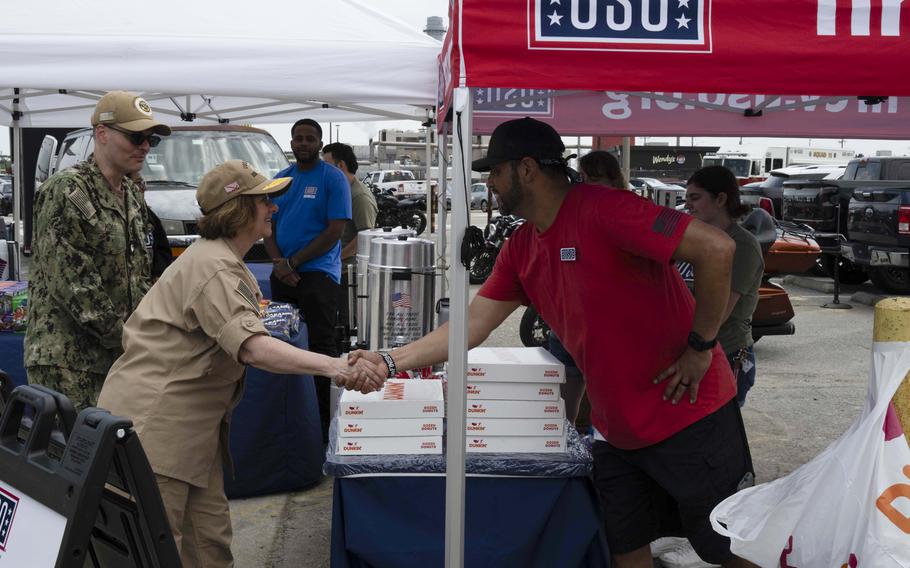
[
  {"x1": 337, "y1": 417, "x2": 444, "y2": 438},
  {"x1": 338, "y1": 378, "x2": 444, "y2": 419},
  {"x1": 465, "y1": 399, "x2": 565, "y2": 419},
  {"x1": 465, "y1": 381, "x2": 560, "y2": 401},
  {"x1": 337, "y1": 436, "x2": 443, "y2": 455},
  {"x1": 466, "y1": 347, "x2": 565, "y2": 383},
  {"x1": 465, "y1": 417, "x2": 564, "y2": 436},
  {"x1": 465, "y1": 433, "x2": 567, "y2": 454}
]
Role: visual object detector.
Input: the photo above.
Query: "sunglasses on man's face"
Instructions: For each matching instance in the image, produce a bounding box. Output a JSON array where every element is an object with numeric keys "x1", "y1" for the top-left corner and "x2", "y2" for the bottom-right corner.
[{"x1": 106, "y1": 125, "x2": 162, "y2": 148}]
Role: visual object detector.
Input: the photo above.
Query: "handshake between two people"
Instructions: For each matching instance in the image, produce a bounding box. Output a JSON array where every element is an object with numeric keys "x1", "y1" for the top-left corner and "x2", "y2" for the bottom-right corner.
[
  {"x1": 329, "y1": 350, "x2": 390, "y2": 394},
  {"x1": 329, "y1": 349, "x2": 401, "y2": 394}
]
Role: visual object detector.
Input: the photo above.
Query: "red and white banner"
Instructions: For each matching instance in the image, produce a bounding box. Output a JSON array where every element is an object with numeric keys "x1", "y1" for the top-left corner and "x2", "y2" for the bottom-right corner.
[
  {"x1": 443, "y1": 1, "x2": 910, "y2": 97},
  {"x1": 468, "y1": 89, "x2": 910, "y2": 138}
]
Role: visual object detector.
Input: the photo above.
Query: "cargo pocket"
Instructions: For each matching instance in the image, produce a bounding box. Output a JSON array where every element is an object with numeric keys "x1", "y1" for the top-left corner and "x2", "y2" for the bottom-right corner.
[{"x1": 99, "y1": 225, "x2": 126, "y2": 255}]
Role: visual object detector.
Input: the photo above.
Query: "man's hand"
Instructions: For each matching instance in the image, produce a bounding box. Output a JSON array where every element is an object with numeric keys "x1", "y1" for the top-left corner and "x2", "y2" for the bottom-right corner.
[
  {"x1": 331, "y1": 356, "x2": 385, "y2": 393},
  {"x1": 653, "y1": 348, "x2": 713, "y2": 404},
  {"x1": 272, "y1": 258, "x2": 301, "y2": 287}
]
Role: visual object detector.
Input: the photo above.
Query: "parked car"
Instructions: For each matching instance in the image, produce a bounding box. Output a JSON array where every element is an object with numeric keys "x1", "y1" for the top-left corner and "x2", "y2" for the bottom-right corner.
[
  {"x1": 0, "y1": 176, "x2": 11, "y2": 216},
  {"x1": 471, "y1": 183, "x2": 498, "y2": 211},
  {"x1": 35, "y1": 125, "x2": 290, "y2": 258}
]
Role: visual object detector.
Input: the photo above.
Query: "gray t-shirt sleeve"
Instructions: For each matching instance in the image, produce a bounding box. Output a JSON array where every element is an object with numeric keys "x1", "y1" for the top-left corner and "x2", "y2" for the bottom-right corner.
[{"x1": 729, "y1": 228, "x2": 764, "y2": 295}]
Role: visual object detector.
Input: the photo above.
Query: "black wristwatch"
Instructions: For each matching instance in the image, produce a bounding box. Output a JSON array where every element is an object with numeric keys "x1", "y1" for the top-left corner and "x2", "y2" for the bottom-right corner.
[{"x1": 687, "y1": 331, "x2": 717, "y2": 352}]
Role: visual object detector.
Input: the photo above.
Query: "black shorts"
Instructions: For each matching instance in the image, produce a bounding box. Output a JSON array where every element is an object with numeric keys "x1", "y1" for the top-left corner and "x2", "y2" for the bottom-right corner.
[{"x1": 592, "y1": 399, "x2": 752, "y2": 563}]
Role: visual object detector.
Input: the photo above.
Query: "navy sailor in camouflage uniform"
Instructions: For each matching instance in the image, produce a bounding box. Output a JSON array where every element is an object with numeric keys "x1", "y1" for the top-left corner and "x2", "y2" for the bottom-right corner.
[{"x1": 25, "y1": 91, "x2": 172, "y2": 408}]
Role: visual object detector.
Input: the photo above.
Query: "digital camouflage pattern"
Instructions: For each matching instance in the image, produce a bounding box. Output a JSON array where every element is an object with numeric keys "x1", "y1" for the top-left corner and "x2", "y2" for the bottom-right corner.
[
  {"x1": 26, "y1": 365, "x2": 107, "y2": 410},
  {"x1": 25, "y1": 157, "x2": 152, "y2": 399}
]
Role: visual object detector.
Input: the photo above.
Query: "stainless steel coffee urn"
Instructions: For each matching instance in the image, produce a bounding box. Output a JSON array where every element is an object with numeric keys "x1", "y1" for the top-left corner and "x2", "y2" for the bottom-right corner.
[
  {"x1": 367, "y1": 235, "x2": 436, "y2": 351},
  {"x1": 355, "y1": 227, "x2": 415, "y2": 348}
]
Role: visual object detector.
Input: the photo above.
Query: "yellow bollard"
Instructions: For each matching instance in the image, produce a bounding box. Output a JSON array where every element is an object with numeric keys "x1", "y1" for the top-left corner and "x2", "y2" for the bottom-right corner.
[{"x1": 873, "y1": 297, "x2": 910, "y2": 446}]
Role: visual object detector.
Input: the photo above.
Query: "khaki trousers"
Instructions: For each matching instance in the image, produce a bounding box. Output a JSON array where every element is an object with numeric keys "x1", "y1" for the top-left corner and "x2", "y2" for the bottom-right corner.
[{"x1": 155, "y1": 452, "x2": 233, "y2": 568}]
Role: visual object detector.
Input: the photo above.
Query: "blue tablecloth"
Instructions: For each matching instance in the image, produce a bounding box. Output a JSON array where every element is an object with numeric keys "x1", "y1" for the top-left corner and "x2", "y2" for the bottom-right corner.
[
  {"x1": 331, "y1": 476, "x2": 609, "y2": 568},
  {"x1": 0, "y1": 333, "x2": 26, "y2": 387},
  {"x1": 247, "y1": 261, "x2": 274, "y2": 299},
  {"x1": 328, "y1": 426, "x2": 609, "y2": 568}
]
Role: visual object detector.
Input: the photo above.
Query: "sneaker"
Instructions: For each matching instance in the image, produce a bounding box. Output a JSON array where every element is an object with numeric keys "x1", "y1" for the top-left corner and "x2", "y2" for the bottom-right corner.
[{"x1": 650, "y1": 537, "x2": 719, "y2": 568}]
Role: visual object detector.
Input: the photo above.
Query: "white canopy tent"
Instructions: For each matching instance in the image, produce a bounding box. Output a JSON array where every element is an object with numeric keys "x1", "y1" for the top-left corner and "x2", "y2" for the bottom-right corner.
[{"x1": 0, "y1": 0, "x2": 440, "y2": 247}]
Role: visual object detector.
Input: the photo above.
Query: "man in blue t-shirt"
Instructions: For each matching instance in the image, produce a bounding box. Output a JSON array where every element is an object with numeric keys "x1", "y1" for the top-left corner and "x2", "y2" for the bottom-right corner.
[{"x1": 264, "y1": 118, "x2": 352, "y2": 442}]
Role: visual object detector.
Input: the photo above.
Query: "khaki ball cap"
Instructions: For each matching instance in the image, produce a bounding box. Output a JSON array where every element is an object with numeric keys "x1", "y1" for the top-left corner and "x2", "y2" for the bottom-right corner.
[
  {"x1": 91, "y1": 90, "x2": 172, "y2": 135},
  {"x1": 197, "y1": 160, "x2": 291, "y2": 214}
]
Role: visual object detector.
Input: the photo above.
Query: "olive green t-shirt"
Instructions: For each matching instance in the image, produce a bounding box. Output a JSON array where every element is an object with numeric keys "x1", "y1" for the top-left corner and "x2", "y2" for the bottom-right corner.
[
  {"x1": 718, "y1": 223, "x2": 764, "y2": 353},
  {"x1": 341, "y1": 177, "x2": 378, "y2": 258}
]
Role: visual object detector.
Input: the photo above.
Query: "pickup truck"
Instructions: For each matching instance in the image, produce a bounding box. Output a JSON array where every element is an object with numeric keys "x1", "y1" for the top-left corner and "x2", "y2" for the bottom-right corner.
[
  {"x1": 776, "y1": 165, "x2": 866, "y2": 282},
  {"x1": 826, "y1": 157, "x2": 910, "y2": 292},
  {"x1": 362, "y1": 169, "x2": 427, "y2": 199}
]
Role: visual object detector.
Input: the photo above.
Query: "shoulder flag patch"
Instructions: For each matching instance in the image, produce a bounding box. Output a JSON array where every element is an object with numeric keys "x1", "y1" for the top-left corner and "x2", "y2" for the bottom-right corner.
[
  {"x1": 235, "y1": 280, "x2": 260, "y2": 312},
  {"x1": 67, "y1": 188, "x2": 97, "y2": 220},
  {"x1": 651, "y1": 208, "x2": 682, "y2": 238}
]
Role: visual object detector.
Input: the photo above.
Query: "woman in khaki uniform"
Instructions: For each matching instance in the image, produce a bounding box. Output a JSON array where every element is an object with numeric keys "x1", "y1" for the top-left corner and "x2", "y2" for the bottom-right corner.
[{"x1": 98, "y1": 160, "x2": 382, "y2": 567}]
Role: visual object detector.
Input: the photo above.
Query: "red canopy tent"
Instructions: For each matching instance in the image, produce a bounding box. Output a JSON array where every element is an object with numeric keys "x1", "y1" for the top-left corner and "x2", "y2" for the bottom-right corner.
[{"x1": 436, "y1": 1, "x2": 910, "y2": 565}]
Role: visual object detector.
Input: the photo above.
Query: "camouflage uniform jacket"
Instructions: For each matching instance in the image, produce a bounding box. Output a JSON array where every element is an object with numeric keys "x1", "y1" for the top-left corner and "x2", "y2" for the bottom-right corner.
[{"x1": 25, "y1": 157, "x2": 152, "y2": 374}]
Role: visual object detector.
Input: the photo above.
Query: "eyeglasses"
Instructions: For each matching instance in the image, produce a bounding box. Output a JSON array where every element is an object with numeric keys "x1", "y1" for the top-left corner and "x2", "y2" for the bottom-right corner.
[{"x1": 105, "y1": 124, "x2": 162, "y2": 148}]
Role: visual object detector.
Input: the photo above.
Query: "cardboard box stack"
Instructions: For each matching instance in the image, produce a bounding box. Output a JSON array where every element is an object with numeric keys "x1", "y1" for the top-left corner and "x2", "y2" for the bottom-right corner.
[
  {"x1": 464, "y1": 347, "x2": 567, "y2": 453},
  {"x1": 336, "y1": 378, "x2": 444, "y2": 455}
]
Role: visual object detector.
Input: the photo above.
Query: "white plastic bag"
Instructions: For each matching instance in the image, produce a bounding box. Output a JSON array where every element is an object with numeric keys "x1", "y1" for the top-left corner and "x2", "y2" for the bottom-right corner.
[{"x1": 710, "y1": 342, "x2": 910, "y2": 567}]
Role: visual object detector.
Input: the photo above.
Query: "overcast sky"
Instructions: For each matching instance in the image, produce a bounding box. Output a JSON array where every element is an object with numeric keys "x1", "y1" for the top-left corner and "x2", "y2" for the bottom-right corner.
[{"x1": 5, "y1": 0, "x2": 910, "y2": 159}]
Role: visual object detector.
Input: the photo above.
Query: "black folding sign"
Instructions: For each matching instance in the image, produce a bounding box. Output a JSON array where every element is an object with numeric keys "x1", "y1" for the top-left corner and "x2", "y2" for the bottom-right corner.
[{"x1": 0, "y1": 382, "x2": 180, "y2": 567}]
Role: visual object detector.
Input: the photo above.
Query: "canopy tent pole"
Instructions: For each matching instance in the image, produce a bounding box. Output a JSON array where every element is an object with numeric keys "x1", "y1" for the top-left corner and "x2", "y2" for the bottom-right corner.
[
  {"x1": 437, "y1": 128, "x2": 449, "y2": 300},
  {"x1": 622, "y1": 137, "x2": 631, "y2": 184},
  {"x1": 11, "y1": 92, "x2": 23, "y2": 280},
  {"x1": 444, "y1": 86, "x2": 471, "y2": 568},
  {"x1": 425, "y1": 112, "x2": 433, "y2": 236}
]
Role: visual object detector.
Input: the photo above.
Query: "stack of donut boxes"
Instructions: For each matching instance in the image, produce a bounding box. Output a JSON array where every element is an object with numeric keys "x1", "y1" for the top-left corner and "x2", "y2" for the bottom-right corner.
[
  {"x1": 464, "y1": 347, "x2": 567, "y2": 453},
  {"x1": 336, "y1": 378, "x2": 445, "y2": 455},
  {"x1": 333, "y1": 346, "x2": 566, "y2": 455}
]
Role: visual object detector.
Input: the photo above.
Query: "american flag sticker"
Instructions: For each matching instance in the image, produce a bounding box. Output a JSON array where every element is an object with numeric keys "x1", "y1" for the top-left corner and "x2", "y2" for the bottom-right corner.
[
  {"x1": 560, "y1": 247, "x2": 577, "y2": 262},
  {"x1": 531, "y1": 0, "x2": 712, "y2": 54},
  {"x1": 0, "y1": 487, "x2": 20, "y2": 551},
  {"x1": 652, "y1": 208, "x2": 682, "y2": 237},
  {"x1": 391, "y1": 291, "x2": 412, "y2": 309}
]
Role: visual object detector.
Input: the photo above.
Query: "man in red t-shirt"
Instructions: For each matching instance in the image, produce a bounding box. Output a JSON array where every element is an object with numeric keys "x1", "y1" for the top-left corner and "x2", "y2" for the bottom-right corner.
[{"x1": 350, "y1": 118, "x2": 757, "y2": 568}]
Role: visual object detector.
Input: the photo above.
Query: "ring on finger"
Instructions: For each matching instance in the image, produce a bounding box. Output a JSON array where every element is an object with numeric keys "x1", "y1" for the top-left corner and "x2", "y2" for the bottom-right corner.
[{"x1": 678, "y1": 382, "x2": 691, "y2": 388}]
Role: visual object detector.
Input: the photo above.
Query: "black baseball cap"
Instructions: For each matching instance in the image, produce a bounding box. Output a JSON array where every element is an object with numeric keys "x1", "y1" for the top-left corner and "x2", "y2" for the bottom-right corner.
[{"x1": 472, "y1": 117, "x2": 566, "y2": 172}]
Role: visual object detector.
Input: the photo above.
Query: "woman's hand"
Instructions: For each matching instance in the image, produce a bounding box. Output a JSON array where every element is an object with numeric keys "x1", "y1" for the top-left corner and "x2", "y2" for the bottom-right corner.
[{"x1": 331, "y1": 356, "x2": 385, "y2": 394}]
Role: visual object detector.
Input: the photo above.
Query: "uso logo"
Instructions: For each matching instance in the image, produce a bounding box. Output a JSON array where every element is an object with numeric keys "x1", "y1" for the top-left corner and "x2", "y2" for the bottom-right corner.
[
  {"x1": 531, "y1": 0, "x2": 712, "y2": 53},
  {"x1": 0, "y1": 487, "x2": 19, "y2": 551}
]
